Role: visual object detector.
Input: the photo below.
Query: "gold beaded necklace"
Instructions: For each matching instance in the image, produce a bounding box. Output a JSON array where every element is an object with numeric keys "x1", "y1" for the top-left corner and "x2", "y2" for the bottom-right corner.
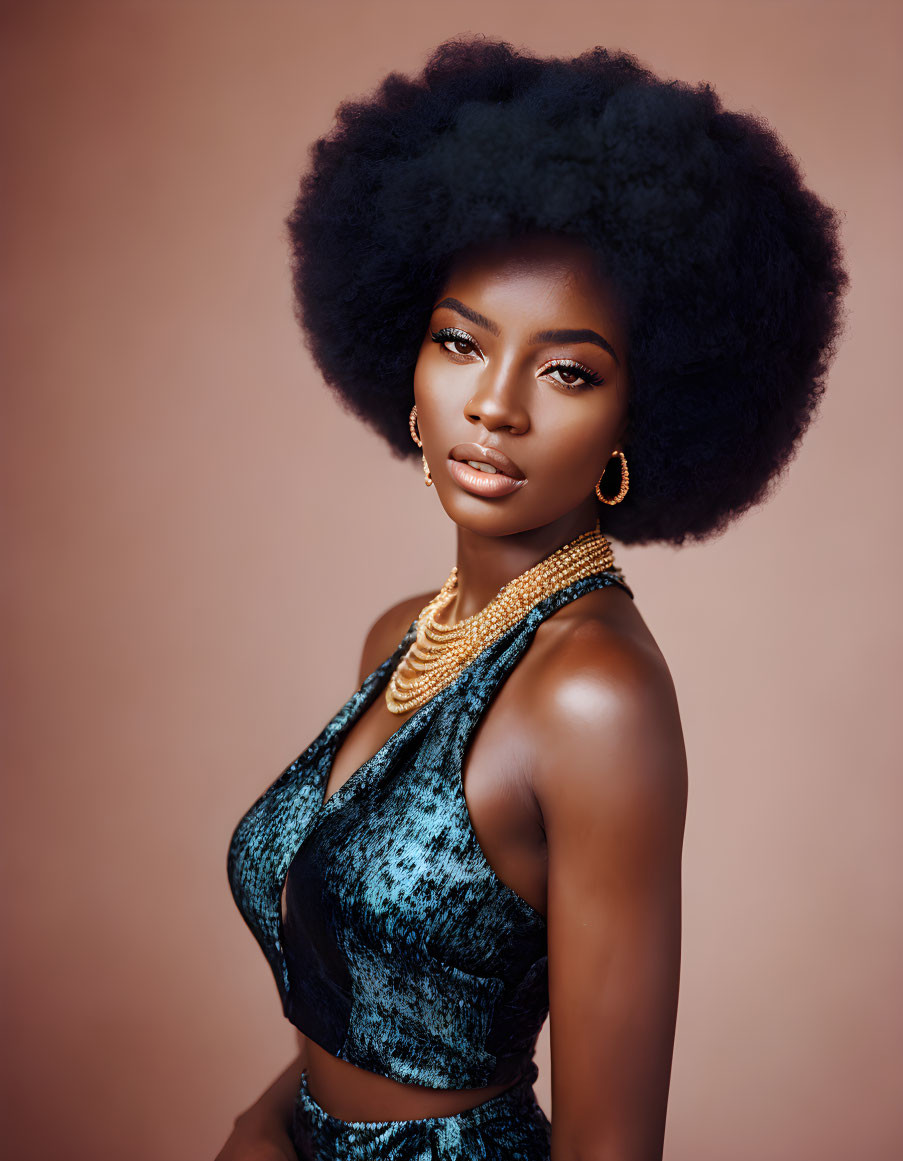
[{"x1": 385, "y1": 521, "x2": 617, "y2": 714}]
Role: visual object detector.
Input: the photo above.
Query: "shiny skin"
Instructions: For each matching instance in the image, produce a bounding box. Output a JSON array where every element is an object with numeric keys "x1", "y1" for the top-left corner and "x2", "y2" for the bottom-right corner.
[{"x1": 301, "y1": 232, "x2": 687, "y2": 1160}]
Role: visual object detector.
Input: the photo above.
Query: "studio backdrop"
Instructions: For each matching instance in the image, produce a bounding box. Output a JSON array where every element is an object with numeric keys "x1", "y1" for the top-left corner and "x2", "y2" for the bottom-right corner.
[{"x1": 3, "y1": 2, "x2": 900, "y2": 1159}]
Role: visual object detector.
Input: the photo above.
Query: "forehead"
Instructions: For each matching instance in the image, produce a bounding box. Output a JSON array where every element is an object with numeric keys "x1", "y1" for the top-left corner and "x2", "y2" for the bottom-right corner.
[{"x1": 439, "y1": 232, "x2": 628, "y2": 339}]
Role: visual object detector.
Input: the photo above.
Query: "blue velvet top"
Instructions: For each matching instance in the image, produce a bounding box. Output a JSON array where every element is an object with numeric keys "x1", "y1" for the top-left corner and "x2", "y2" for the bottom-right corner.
[{"x1": 227, "y1": 567, "x2": 634, "y2": 1090}]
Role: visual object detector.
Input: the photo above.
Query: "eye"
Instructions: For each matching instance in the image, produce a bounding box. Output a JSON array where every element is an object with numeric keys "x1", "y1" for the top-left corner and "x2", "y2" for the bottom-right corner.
[
  {"x1": 430, "y1": 327, "x2": 483, "y2": 359},
  {"x1": 537, "y1": 358, "x2": 604, "y2": 392}
]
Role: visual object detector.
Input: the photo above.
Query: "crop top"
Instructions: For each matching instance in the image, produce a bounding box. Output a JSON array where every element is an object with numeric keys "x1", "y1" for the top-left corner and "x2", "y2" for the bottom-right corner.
[{"x1": 227, "y1": 567, "x2": 634, "y2": 1090}]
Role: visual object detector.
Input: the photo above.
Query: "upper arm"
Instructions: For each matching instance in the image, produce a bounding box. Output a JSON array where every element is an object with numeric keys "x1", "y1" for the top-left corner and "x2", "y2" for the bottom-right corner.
[{"x1": 533, "y1": 626, "x2": 688, "y2": 1161}]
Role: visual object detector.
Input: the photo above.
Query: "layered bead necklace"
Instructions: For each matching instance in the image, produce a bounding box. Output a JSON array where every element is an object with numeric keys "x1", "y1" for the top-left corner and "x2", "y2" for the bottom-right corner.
[{"x1": 385, "y1": 521, "x2": 618, "y2": 714}]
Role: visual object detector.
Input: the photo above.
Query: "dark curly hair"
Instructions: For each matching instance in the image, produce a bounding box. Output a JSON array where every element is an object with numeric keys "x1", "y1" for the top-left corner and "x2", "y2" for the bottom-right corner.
[{"x1": 285, "y1": 35, "x2": 848, "y2": 546}]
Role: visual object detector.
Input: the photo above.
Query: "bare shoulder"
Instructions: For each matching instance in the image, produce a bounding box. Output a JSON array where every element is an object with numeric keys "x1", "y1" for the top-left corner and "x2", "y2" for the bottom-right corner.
[
  {"x1": 534, "y1": 589, "x2": 685, "y2": 1160},
  {"x1": 524, "y1": 586, "x2": 688, "y2": 827},
  {"x1": 356, "y1": 589, "x2": 436, "y2": 684}
]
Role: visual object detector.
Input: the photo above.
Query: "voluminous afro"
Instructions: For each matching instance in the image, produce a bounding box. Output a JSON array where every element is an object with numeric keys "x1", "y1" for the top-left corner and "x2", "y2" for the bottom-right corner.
[{"x1": 285, "y1": 35, "x2": 848, "y2": 546}]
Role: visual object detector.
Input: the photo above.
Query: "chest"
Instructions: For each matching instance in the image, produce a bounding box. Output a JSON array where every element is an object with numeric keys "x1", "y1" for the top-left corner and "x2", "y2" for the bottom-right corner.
[{"x1": 280, "y1": 658, "x2": 548, "y2": 926}]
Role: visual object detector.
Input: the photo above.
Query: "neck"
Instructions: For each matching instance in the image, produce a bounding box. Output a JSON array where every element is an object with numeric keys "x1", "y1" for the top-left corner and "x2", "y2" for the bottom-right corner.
[{"x1": 446, "y1": 502, "x2": 601, "y2": 624}]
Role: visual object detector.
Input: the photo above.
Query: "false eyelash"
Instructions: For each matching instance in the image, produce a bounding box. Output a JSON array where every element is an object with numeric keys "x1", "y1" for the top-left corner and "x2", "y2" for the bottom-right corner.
[
  {"x1": 430, "y1": 327, "x2": 478, "y2": 348},
  {"x1": 430, "y1": 330, "x2": 602, "y2": 388},
  {"x1": 537, "y1": 358, "x2": 604, "y2": 387}
]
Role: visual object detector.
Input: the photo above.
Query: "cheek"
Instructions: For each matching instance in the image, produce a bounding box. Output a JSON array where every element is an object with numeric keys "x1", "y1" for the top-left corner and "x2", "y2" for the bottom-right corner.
[
  {"x1": 413, "y1": 357, "x2": 466, "y2": 427},
  {"x1": 412, "y1": 348, "x2": 441, "y2": 403},
  {"x1": 536, "y1": 406, "x2": 614, "y2": 475}
]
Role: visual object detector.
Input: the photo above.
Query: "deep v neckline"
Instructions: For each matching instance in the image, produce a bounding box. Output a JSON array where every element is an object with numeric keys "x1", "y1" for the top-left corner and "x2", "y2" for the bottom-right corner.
[
  {"x1": 277, "y1": 617, "x2": 464, "y2": 932},
  {"x1": 267, "y1": 566, "x2": 635, "y2": 989},
  {"x1": 315, "y1": 563, "x2": 634, "y2": 819},
  {"x1": 316, "y1": 620, "x2": 434, "y2": 816},
  {"x1": 278, "y1": 604, "x2": 529, "y2": 934},
  {"x1": 316, "y1": 613, "x2": 475, "y2": 818}
]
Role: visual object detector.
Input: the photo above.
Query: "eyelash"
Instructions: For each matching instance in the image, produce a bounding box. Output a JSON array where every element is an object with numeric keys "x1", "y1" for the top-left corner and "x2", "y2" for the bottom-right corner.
[{"x1": 429, "y1": 327, "x2": 604, "y2": 390}]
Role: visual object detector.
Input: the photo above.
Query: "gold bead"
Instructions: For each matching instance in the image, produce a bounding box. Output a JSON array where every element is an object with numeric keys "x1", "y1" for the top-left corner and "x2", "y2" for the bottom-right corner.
[{"x1": 385, "y1": 529, "x2": 619, "y2": 714}]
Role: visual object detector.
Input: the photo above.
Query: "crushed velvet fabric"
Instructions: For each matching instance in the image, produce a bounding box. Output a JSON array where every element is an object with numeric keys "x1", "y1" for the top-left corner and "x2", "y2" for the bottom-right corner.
[
  {"x1": 291, "y1": 1060, "x2": 551, "y2": 1160},
  {"x1": 227, "y1": 568, "x2": 634, "y2": 1097}
]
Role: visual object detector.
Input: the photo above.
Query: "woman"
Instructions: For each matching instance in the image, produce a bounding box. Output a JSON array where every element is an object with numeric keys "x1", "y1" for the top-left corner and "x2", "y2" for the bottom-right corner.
[{"x1": 219, "y1": 35, "x2": 847, "y2": 1161}]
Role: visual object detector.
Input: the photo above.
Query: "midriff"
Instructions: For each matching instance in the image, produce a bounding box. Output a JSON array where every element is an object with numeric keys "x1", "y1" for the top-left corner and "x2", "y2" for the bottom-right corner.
[{"x1": 303, "y1": 1037, "x2": 520, "y2": 1122}]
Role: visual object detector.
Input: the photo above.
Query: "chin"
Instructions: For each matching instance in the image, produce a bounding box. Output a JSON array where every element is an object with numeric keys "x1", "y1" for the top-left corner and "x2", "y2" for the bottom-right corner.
[{"x1": 436, "y1": 493, "x2": 541, "y2": 538}]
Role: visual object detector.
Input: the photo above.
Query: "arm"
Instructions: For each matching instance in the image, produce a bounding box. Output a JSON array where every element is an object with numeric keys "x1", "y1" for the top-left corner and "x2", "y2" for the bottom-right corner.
[
  {"x1": 534, "y1": 626, "x2": 688, "y2": 1161},
  {"x1": 214, "y1": 1036, "x2": 308, "y2": 1160}
]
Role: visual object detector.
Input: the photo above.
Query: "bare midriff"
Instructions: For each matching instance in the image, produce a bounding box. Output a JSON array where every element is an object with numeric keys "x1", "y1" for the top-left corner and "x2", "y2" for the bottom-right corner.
[{"x1": 303, "y1": 1038, "x2": 520, "y2": 1122}]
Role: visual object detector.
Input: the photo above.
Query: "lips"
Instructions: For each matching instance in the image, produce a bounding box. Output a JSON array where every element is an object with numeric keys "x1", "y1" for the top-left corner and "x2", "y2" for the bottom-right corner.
[{"x1": 448, "y1": 442, "x2": 525, "y2": 480}]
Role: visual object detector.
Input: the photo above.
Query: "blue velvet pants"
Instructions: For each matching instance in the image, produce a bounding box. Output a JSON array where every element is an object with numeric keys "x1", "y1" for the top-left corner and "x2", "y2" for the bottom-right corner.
[{"x1": 291, "y1": 1063, "x2": 551, "y2": 1160}]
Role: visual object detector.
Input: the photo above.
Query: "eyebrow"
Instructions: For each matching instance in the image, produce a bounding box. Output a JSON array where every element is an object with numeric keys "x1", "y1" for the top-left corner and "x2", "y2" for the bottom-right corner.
[{"x1": 432, "y1": 296, "x2": 620, "y2": 365}]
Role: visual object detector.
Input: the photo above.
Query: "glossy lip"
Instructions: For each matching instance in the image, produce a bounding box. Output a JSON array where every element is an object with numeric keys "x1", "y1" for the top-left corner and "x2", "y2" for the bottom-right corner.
[
  {"x1": 446, "y1": 458, "x2": 528, "y2": 498},
  {"x1": 448, "y1": 442, "x2": 525, "y2": 480}
]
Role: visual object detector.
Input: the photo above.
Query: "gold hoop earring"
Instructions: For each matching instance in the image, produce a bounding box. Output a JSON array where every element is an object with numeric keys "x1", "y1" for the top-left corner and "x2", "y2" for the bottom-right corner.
[
  {"x1": 409, "y1": 404, "x2": 433, "y2": 487},
  {"x1": 408, "y1": 404, "x2": 422, "y2": 448},
  {"x1": 595, "y1": 449, "x2": 629, "y2": 505}
]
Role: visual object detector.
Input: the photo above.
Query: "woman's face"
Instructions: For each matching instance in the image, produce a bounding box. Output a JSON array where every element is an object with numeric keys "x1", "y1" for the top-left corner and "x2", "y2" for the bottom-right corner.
[{"x1": 413, "y1": 231, "x2": 630, "y2": 538}]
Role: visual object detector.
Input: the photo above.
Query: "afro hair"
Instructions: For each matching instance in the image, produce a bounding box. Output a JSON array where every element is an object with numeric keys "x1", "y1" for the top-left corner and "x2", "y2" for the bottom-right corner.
[{"x1": 285, "y1": 35, "x2": 849, "y2": 546}]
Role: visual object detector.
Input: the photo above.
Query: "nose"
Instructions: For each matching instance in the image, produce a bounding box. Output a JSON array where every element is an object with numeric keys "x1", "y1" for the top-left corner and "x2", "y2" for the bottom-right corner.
[{"x1": 464, "y1": 359, "x2": 530, "y2": 435}]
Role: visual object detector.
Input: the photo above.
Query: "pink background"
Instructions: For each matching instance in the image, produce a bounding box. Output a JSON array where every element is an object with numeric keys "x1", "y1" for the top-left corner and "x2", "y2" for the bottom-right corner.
[{"x1": 3, "y1": 2, "x2": 901, "y2": 1158}]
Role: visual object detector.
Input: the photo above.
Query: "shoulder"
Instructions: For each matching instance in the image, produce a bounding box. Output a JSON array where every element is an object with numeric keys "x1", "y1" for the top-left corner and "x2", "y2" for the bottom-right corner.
[
  {"x1": 525, "y1": 594, "x2": 688, "y2": 844},
  {"x1": 356, "y1": 589, "x2": 436, "y2": 684},
  {"x1": 533, "y1": 600, "x2": 686, "y2": 1160}
]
